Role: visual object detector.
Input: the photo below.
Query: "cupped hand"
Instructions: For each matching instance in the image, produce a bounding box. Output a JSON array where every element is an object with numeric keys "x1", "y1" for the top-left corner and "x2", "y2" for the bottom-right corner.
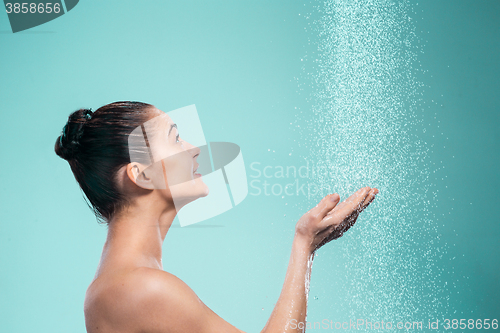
[{"x1": 295, "y1": 187, "x2": 379, "y2": 253}]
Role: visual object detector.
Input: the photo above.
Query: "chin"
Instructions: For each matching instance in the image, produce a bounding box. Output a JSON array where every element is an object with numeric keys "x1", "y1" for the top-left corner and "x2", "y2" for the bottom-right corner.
[
  {"x1": 170, "y1": 182, "x2": 209, "y2": 209},
  {"x1": 193, "y1": 176, "x2": 209, "y2": 198},
  {"x1": 189, "y1": 185, "x2": 209, "y2": 201},
  {"x1": 200, "y1": 184, "x2": 209, "y2": 197}
]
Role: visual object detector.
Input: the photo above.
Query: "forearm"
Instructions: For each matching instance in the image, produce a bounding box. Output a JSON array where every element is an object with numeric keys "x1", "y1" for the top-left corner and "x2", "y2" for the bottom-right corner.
[
  {"x1": 261, "y1": 235, "x2": 314, "y2": 333},
  {"x1": 259, "y1": 189, "x2": 377, "y2": 333}
]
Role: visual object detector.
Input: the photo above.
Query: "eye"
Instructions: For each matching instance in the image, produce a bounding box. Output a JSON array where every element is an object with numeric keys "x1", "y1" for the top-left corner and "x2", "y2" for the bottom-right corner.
[{"x1": 176, "y1": 134, "x2": 180, "y2": 143}]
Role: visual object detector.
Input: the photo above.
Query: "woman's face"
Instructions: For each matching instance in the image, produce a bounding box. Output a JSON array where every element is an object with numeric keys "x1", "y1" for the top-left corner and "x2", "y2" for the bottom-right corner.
[{"x1": 142, "y1": 108, "x2": 209, "y2": 209}]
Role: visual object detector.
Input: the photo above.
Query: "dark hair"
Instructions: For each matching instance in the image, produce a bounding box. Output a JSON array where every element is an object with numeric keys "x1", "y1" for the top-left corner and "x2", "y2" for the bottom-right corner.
[{"x1": 55, "y1": 101, "x2": 154, "y2": 223}]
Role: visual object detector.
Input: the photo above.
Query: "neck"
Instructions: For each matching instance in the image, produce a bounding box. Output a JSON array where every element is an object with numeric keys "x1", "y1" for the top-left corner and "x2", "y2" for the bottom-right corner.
[{"x1": 98, "y1": 195, "x2": 177, "y2": 274}]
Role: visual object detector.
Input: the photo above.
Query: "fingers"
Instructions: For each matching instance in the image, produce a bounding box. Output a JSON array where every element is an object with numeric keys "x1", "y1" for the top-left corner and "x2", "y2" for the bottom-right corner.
[
  {"x1": 321, "y1": 207, "x2": 358, "y2": 230},
  {"x1": 334, "y1": 188, "x2": 379, "y2": 234},
  {"x1": 311, "y1": 193, "x2": 341, "y2": 220},
  {"x1": 314, "y1": 187, "x2": 379, "y2": 250},
  {"x1": 346, "y1": 186, "x2": 371, "y2": 207},
  {"x1": 321, "y1": 187, "x2": 378, "y2": 226},
  {"x1": 333, "y1": 187, "x2": 371, "y2": 217},
  {"x1": 360, "y1": 188, "x2": 378, "y2": 211}
]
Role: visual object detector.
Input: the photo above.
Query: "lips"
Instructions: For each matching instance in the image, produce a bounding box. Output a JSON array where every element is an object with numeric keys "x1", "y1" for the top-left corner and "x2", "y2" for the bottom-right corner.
[{"x1": 193, "y1": 165, "x2": 201, "y2": 178}]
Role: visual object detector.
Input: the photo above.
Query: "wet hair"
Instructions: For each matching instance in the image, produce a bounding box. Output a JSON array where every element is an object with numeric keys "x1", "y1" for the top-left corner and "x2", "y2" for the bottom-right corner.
[{"x1": 55, "y1": 101, "x2": 154, "y2": 223}]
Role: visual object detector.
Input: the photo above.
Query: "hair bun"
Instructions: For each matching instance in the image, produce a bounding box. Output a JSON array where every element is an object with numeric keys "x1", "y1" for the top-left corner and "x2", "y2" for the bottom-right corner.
[{"x1": 55, "y1": 108, "x2": 93, "y2": 161}]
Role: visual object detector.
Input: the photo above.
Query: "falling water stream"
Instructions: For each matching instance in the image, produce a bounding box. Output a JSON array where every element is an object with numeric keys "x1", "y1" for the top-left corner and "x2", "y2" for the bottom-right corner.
[{"x1": 299, "y1": 0, "x2": 447, "y2": 324}]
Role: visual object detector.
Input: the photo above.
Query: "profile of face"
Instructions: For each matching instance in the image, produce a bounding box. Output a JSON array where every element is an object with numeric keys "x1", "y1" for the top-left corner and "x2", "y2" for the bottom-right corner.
[{"x1": 129, "y1": 108, "x2": 209, "y2": 210}]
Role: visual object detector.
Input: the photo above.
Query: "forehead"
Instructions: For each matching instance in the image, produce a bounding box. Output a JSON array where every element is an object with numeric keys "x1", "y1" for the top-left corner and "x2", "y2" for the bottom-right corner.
[{"x1": 146, "y1": 108, "x2": 174, "y2": 130}]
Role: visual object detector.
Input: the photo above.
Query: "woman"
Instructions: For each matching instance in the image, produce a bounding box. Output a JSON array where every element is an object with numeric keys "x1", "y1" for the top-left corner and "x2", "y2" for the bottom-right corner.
[{"x1": 55, "y1": 101, "x2": 378, "y2": 333}]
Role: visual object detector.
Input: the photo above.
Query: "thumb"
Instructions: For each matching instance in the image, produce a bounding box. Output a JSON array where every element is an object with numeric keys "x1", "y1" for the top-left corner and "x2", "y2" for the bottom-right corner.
[{"x1": 311, "y1": 193, "x2": 340, "y2": 220}]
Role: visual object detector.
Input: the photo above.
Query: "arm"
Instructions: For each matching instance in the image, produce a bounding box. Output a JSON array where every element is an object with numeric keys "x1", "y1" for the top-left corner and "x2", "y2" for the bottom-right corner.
[
  {"x1": 260, "y1": 235, "x2": 314, "y2": 333},
  {"x1": 261, "y1": 187, "x2": 378, "y2": 333},
  {"x1": 127, "y1": 187, "x2": 377, "y2": 333}
]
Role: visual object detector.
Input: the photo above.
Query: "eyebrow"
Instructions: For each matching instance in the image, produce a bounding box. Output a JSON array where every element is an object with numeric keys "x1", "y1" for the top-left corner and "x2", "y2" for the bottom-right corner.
[{"x1": 168, "y1": 123, "x2": 177, "y2": 136}]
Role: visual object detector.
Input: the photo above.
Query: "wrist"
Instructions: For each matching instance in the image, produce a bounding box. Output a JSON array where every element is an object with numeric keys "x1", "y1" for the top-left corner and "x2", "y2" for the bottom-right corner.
[{"x1": 292, "y1": 232, "x2": 315, "y2": 256}]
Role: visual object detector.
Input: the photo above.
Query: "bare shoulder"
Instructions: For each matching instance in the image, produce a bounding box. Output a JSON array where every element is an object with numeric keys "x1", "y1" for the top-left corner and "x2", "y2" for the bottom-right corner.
[
  {"x1": 85, "y1": 268, "x2": 244, "y2": 333},
  {"x1": 126, "y1": 267, "x2": 208, "y2": 324}
]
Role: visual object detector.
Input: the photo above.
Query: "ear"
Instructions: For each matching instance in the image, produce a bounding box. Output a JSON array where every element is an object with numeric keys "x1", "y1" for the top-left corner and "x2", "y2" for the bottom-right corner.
[{"x1": 126, "y1": 163, "x2": 155, "y2": 190}]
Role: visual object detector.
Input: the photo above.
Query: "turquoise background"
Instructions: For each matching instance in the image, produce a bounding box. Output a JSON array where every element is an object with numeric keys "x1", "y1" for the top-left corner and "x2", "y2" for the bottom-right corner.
[{"x1": 0, "y1": 1, "x2": 498, "y2": 332}]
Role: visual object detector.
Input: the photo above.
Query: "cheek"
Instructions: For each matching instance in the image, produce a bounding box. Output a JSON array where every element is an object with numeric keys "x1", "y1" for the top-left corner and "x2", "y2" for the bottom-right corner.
[
  {"x1": 146, "y1": 162, "x2": 169, "y2": 190},
  {"x1": 162, "y1": 156, "x2": 193, "y2": 186}
]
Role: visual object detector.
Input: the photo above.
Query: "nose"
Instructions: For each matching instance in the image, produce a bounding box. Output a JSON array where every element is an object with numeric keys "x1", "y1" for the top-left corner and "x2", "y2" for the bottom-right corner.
[
  {"x1": 185, "y1": 140, "x2": 201, "y2": 159},
  {"x1": 192, "y1": 145, "x2": 200, "y2": 159},
  {"x1": 190, "y1": 144, "x2": 201, "y2": 172}
]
